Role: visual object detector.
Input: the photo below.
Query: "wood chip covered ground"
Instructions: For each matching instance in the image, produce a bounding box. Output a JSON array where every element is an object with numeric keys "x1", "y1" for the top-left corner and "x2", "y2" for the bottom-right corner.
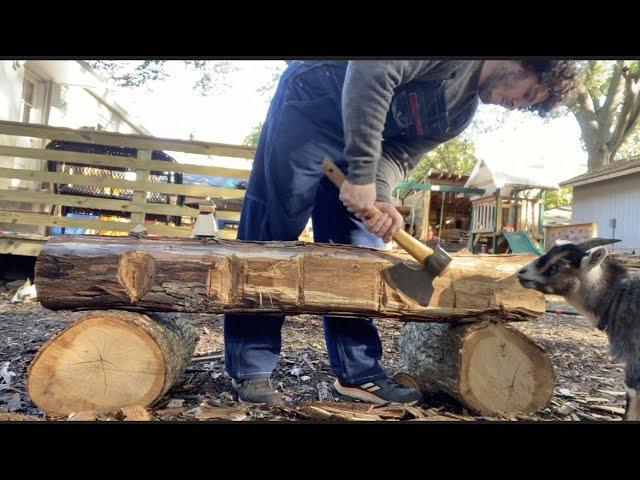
[{"x1": 0, "y1": 283, "x2": 627, "y2": 422}]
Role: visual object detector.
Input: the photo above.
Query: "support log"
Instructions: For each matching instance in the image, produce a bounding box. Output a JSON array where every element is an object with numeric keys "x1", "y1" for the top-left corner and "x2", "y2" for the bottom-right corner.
[
  {"x1": 34, "y1": 236, "x2": 544, "y2": 322},
  {"x1": 397, "y1": 320, "x2": 555, "y2": 416},
  {"x1": 27, "y1": 310, "x2": 196, "y2": 416}
]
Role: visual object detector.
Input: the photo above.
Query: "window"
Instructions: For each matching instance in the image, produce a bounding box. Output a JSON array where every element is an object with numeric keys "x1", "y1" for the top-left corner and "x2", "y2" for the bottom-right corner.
[{"x1": 21, "y1": 77, "x2": 36, "y2": 123}]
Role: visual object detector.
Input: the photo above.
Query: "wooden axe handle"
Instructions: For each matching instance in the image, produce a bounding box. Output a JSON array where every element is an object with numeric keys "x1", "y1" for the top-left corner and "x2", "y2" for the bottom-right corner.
[{"x1": 321, "y1": 157, "x2": 434, "y2": 264}]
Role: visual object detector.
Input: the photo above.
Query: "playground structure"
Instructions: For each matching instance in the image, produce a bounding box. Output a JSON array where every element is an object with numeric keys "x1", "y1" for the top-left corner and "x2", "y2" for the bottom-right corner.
[{"x1": 465, "y1": 159, "x2": 560, "y2": 254}]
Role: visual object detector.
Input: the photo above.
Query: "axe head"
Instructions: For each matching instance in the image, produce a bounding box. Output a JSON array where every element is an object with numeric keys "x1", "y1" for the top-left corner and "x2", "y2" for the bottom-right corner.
[{"x1": 383, "y1": 244, "x2": 452, "y2": 306}]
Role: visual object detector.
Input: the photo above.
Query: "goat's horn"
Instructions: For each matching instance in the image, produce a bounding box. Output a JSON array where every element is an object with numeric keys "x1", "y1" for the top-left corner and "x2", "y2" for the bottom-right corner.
[{"x1": 578, "y1": 238, "x2": 622, "y2": 250}]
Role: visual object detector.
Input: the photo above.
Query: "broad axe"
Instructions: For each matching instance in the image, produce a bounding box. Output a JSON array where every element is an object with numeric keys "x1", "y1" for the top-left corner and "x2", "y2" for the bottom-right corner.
[{"x1": 322, "y1": 157, "x2": 452, "y2": 306}]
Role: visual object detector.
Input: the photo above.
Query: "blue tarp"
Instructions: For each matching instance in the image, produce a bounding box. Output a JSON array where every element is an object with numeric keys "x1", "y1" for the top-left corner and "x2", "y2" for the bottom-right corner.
[{"x1": 50, "y1": 212, "x2": 99, "y2": 235}]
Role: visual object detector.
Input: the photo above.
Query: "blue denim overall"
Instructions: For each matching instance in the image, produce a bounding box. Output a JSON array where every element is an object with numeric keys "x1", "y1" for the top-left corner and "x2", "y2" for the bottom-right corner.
[{"x1": 223, "y1": 61, "x2": 475, "y2": 384}]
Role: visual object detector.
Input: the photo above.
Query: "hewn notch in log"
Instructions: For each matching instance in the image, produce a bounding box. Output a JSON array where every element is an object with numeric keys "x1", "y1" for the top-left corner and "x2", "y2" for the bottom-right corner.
[{"x1": 117, "y1": 251, "x2": 157, "y2": 302}]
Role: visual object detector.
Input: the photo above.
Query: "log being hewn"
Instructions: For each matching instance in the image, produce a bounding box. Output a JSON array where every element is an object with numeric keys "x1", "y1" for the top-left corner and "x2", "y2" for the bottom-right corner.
[
  {"x1": 27, "y1": 310, "x2": 196, "y2": 416},
  {"x1": 34, "y1": 236, "x2": 544, "y2": 322},
  {"x1": 396, "y1": 320, "x2": 555, "y2": 416}
]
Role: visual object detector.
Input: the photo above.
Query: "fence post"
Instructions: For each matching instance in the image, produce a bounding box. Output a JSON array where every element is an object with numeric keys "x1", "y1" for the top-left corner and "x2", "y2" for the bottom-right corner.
[{"x1": 130, "y1": 149, "x2": 151, "y2": 225}]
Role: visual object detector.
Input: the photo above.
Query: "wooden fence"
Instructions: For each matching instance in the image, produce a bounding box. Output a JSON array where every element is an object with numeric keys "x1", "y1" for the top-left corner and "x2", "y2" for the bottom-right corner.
[{"x1": 0, "y1": 120, "x2": 255, "y2": 255}]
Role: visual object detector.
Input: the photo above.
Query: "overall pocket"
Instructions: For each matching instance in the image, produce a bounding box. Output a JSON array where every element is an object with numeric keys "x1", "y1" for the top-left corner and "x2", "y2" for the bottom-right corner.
[
  {"x1": 383, "y1": 80, "x2": 450, "y2": 140},
  {"x1": 283, "y1": 62, "x2": 339, "y2": 106}
]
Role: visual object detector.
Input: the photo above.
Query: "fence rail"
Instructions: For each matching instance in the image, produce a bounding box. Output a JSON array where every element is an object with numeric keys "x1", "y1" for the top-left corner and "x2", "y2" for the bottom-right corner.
[{"x1": 0, "y1": 120, "x2": 255, "y2": 255}]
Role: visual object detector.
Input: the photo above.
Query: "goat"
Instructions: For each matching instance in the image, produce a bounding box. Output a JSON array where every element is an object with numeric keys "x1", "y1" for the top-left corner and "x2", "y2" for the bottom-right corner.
[{"x1": 517, "y1": 238, "x2": 640, "y2": 421}]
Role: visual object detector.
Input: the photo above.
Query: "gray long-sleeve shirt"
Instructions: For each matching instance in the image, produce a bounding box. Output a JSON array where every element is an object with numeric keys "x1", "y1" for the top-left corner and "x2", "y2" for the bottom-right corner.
[{"x1": 341, "y1": 60, "x2": 484, "y2": 203}]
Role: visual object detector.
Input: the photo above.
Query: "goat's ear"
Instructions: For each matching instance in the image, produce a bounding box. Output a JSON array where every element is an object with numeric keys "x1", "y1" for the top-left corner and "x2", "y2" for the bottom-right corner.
[
  {"x1": 582, "y1": 246, "x2": 608, "y2": 269},
  {"x1": 555, "y1": 239, "x2": 574, "y2": 246}
]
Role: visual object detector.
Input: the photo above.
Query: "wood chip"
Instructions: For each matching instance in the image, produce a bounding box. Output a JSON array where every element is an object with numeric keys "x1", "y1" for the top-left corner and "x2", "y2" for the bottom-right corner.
[
  {"x1": 154, "y1": 407, "x2": 187, "y2": 420},
  {"x1": 316, "y1": 382, "x2": 334, "y2": 401},
  {"x1": 440, "y1": 411, "x2": 475, "y2": 421},
  {"x1": 0, "y1": 412, "x2": 44, "y2": 421},
  {"x1": 191, "y1": 354, "x2": 223, "y2": 363},
  {"x1": 557, "y1": 402, "x2": 576, "y2": 416},
  {"x1": 585, "y1": 404, "x2": 626, "y2": 415},
  {"x1": 556, "y1": 388, "x2": 576, "y2": 398},
  {"x1": 6, "y1": 392, "x2": 21, "y2": 411},
  {"x1": 371, "y1": 405, "x2": 407, "y2": 419},
  {"x1": 67, "y1": 410, "x2": 100, "y2": 421},
  {"x1": 595, "y1": 389, "x2": 627, "y2": 397},
  {"x1": 575, "y1": 411, "x2": 600, "y2": 421},
  {"x1": 298, "y1": 402, "x2": 384, "y2": 421},
  {"x1": 410, "y1": 415, "x2": 458, "y2": 421},
  {"x1": 301, "y1": 353, "x2": 316, "y2": 372},
  {"x1": 194, "y1": 406, "x2": 248, "y2": 421},
  {"x1": 166, "y1": 399, "x2": 185, "y2": 408},
  {"x1": 404, "y1": 406, "x2": 426, "y2": 419},
  {"x1": 118, "y1": 404, "x2": 153, "y2": 421},
  {"x1": 585, "y1": 397, "x2": 608, "y2": 403}
]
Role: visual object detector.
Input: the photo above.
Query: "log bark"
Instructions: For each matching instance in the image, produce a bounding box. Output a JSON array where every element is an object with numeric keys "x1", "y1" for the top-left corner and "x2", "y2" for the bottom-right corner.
[
  {"x1": 396, "y1": 320, "x2": 555, "y2": 416},
  {"x1": 27, "y1": 310, "x2": 196, "y2": 416},
  {"x1": 34, "y1": 236, "x2": 544, "y2": 322}
]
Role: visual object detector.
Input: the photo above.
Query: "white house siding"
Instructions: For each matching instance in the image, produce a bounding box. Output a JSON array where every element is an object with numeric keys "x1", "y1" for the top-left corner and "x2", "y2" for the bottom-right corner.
[{"x1": 571, "y1": 172, "x2": 640, "y2": 252}]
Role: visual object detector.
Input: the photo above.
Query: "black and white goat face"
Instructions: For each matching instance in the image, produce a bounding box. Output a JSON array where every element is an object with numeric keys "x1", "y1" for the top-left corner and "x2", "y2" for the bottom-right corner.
[{"x1": 517, "y1": 239, "x2": 609, "y2": 297}]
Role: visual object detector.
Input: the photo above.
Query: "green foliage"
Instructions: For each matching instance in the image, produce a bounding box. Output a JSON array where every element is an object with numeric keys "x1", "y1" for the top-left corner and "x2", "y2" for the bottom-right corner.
[
  {"x1": 544, "y1": 187, "x2": 572, "y2": 210},
  {"x1": 617, "y1": 128, "x2": 640, "y2": 159},
  {"x1": 256, "y1": 63, "x2": 286, "y2": 102},
  {"x1": 85, "y1": 60, "x2": 238, "y2": 95},
  {"x1": 243, "y1": 123, "x2": 263, "y2": 147},
  {"x1": 408, "y1": 137, "x2": 477, "y2": 183}
]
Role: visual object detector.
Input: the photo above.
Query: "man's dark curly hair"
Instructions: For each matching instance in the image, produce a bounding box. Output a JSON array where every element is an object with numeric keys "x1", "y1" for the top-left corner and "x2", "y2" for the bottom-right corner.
[{"x1": 518, "y1": 60, "x2": 580, "y2": 116}]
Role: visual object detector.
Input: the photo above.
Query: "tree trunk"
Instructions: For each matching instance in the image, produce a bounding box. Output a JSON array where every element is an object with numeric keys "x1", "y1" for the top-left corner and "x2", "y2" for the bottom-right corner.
[
  {"x1": 27, "y1": 310, "x2": 196, "y2": 416},
  {"x1": 587, "y1": 145, "x2": 611, "y2": 171},
  {"x1": 396, "y1": 320, "x2": 555, "y2": 416},
  {"x1": 34, "y1": 236, "x2": 544, "y2": 322}
]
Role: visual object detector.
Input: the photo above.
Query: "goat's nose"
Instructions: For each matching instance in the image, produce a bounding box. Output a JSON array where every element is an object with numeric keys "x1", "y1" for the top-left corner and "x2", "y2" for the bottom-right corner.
[{"x1": 518, "y1": 268, "x2": 527, "y2": 275}]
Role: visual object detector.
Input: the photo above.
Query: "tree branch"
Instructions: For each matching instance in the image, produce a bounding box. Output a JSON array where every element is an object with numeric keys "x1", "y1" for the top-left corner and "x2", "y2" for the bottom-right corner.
[
  {"x1": 598, "y1": 61, "x2": 625, "y2": 134},
  {"x1": 571, "y1": 83, "x2": 600, "y2": 151},
  {"x1": 608, "y1": 68, "x2": 637, "y2": 156}
]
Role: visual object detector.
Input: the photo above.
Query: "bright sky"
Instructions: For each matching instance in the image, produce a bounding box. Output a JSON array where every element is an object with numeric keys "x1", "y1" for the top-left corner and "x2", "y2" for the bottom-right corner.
[{"x1": 113, "y1": 61, "x2": 588, "y2": 183}]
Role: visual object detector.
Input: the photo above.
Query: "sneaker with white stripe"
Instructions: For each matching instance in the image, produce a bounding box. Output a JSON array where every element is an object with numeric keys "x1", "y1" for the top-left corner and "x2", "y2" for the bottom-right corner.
[{"x1": 334, "y1": 377, "x2": 423, "y2": 405}]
